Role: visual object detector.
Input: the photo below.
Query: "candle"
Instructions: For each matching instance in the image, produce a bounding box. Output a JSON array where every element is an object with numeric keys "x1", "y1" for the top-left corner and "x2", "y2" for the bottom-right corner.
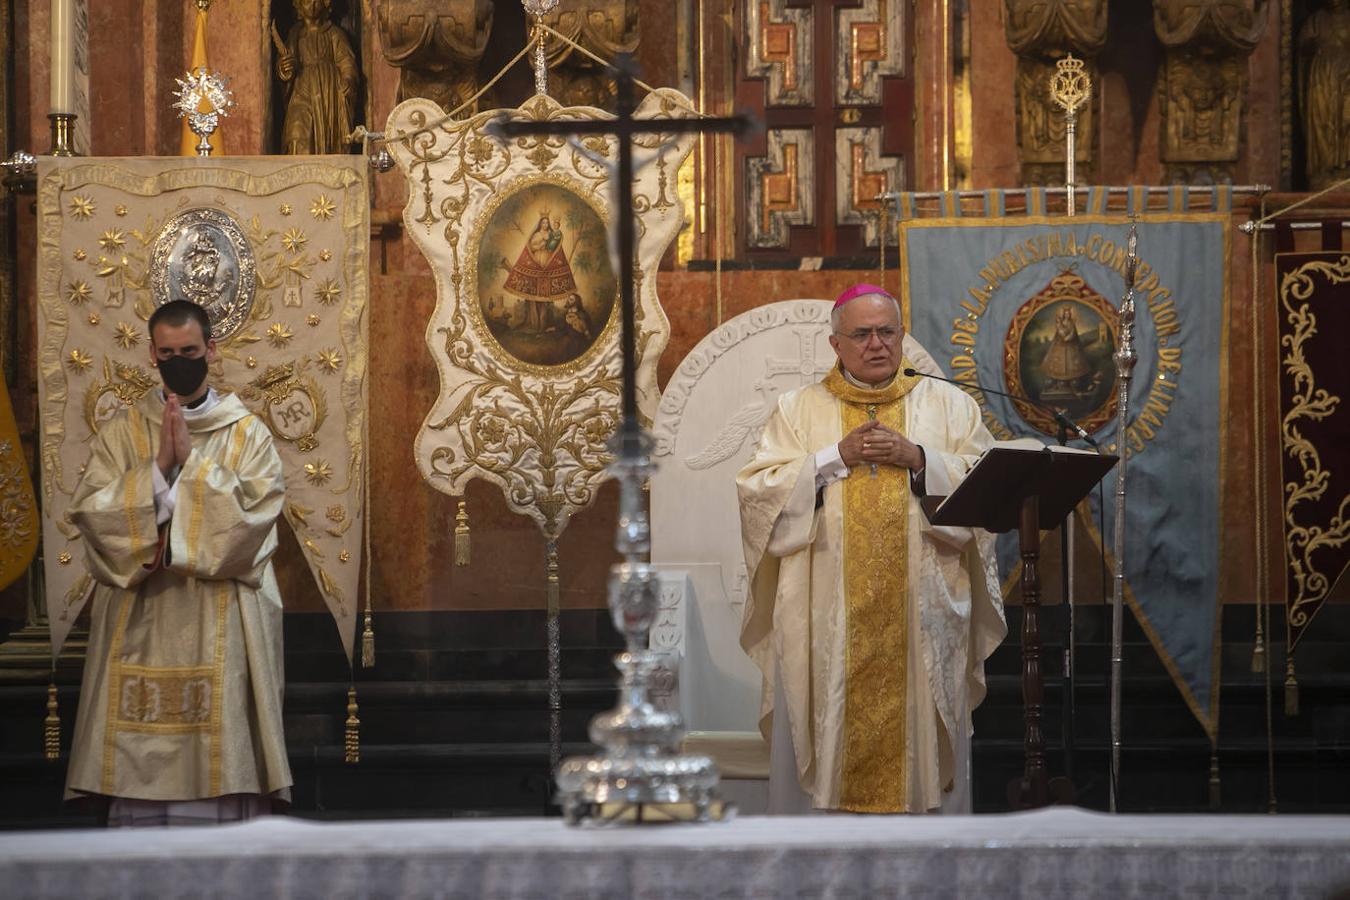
[{"x1": 49, "y1": 0, "x2": 75, "y2": 114}]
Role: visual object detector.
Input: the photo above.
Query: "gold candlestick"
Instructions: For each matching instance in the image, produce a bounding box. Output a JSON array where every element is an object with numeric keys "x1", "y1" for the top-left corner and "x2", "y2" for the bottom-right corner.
[
  {"x1": 1049, "y1": 55, "x2": 1090, "y2": 217},
  {"x1": 48, "y1": 113, "x2": 77, "y2": 157}
]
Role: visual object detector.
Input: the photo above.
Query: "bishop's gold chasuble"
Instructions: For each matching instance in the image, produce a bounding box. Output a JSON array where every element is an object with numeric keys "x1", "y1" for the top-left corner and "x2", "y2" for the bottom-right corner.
[
  {"x1": 737, "y1": 366, "x2": 1006, "y2": 814},
  {"x1": 823, "y1": 367, "x2": 918, "y2": 813}
]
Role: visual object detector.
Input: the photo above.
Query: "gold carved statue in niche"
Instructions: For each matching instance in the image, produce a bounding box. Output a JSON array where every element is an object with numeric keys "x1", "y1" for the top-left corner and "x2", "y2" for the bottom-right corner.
[
  {"x1": 537, "y1": 0, "x2": 639, "y2": 108},
  {"x1": 1152, "y1": 0, "x2": 1269, "y2": 183},
  {"x1": 275, "y1": 0, "x2": 360, "y2": 154},
  {"x1": 1298, "y1": 0, "x2": 1350, "y2": 189},
  {"x1": 1004, "y1": 0, "x2": 1107, "y2": 185},
  {"x1": 377, "y1": 0, "x2": 494, "y2": 114}
]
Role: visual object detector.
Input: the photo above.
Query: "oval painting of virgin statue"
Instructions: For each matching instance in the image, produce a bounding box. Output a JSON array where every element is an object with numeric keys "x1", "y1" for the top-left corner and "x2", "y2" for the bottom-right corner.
[{"x1": 474, "y1": 179, "x2": 617, "y2": 370}]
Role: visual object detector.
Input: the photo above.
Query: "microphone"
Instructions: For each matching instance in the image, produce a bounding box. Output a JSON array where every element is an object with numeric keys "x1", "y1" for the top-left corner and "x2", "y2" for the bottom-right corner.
[{"x1": 903, "y1": 367, "x2": 1100, "y2": 449}]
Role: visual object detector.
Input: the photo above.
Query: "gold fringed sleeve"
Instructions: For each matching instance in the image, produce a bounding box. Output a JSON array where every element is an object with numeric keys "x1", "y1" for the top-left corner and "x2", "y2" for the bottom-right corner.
[
  {"x1": 1284, "y1": 657, "x2": 1299, "y2": 717},
  {"x1": 44, "y1": 681, "x2": 60, "y2": 761},
  {"x1": 454, "y1": 500, "x2": 470, "y2": 567},
  {"x1": 344, "y1": 685, "x2": 360, "y2": 763}
]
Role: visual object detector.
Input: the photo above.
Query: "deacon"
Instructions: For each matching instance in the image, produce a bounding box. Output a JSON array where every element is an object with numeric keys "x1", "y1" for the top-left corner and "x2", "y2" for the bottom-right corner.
[
  {"x1": 65, "y1": 300, "x2": 292, "y2": 826},
  {"x1": 737, "y1": 284, "x2": 1005, "y2": 814}
]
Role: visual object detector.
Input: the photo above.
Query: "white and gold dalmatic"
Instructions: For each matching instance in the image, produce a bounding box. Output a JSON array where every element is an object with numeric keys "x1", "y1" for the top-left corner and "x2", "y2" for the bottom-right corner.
[
  {"x1": 737, "y1": 366, "x2": 1006, "y2": 813},
  {"x1": 64, "y1": 391, "x2": 290, "y2": 802}
]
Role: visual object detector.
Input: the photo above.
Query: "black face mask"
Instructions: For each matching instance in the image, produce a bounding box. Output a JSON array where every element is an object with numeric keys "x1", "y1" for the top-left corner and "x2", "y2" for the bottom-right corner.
[{"x1": 157, "y1": 355, "x2": 209, "y2": 397}]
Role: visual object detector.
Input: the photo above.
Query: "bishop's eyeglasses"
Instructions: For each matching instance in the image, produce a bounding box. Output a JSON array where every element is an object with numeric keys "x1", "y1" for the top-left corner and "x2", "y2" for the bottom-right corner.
[{"x1": 835, "y1": 326, "x2": 901, "y2": 346}]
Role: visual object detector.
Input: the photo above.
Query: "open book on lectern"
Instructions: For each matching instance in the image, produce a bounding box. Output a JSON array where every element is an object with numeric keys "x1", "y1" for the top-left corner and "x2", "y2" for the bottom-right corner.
[{"x1": 921, "y1": 439, "x2": 1119, "y2": 535}]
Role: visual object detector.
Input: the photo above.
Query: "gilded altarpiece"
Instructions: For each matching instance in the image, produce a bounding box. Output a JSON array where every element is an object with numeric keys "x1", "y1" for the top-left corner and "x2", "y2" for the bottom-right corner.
[
  {"x1": 35, "y1": 158, "x2": 370, "y2": 663},
  {"x1": 1153, "y1": 0, "x2": 1270, "y2": 183},
  {"x1": 1004, "y1": 0, "x2": 1107, "y2": 186},
  {"x1": 384, "y1": 91, "x2": 694, "y2": 540},
  {"x1": 737, "y1": 0, "x2": 911, "y2": 256}
]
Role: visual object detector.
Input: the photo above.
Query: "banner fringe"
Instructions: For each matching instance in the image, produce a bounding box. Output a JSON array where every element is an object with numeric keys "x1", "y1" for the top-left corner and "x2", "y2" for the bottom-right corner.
[
  {"x1": 454, "y1": 500, "x2": 470, "y2": 567},
  {"x1": 344, "y1": 686, "x2": 361, "y2": 763},
  {"x1": 44, "y1": 681, "x2": 60, "y2": 761}
]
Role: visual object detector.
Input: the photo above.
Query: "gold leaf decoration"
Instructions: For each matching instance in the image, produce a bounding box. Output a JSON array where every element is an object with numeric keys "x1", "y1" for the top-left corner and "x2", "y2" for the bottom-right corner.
[
  {"x1": 113, "y1": 322, "x2": 141, "y2": 350},
  {"x1": 316, "y1": 348, "x2": 342, "y2": 373},
  {"x1": 66, "y1": 280, "x2": 93, "y2": 305},
  {"x1": 304, "y1": 459, "x2": 333, "y2": 486},
  {"x1": 319, "y1": 249, "x2": 332, "y2": 262},
  {"x1": 114, "y1": 205, "x2": 128, "y2": 216},
  {"x1": 98, "y1": 229, "x2": 126, "y2": 251},
  {"x1": 339, "y1": 550, "x2": 350, "y2": 563},
  {"x1": 280, "y1": 203, "x2": 293, "y2": 216},
  {"x1": 265, "y1": 322, "x2": 295, "y2": 348},
  {"x1": 310, "y1": 195, "x2": 336, "y2": 221},
  {"x1": 326, "y1": 505, "x2": 346, "y2": 523},
  {"x1": 307, "y1": 314, "x2": 321, "y2": 327},
  {"x1": 87, "y1": 313, "x2": 101, "y2": 326},
  {"x1": 246, "y1": 356, "x2": 258, "y2": 368},
  {"x1": 73, "y1": 248, "x2": 87, "y2": 261},
  {"x1": 281, "y1": 227, "x2": 307, "y2": 252},
  {"x1": 315, "y1": 278, "x2": 341, "y2": 306},
  {"x1": 68, "y1": 195, "x2": 96, "y2": 220},
  {"x1": 303, "y1": 538, "x2": 326, "y2": 559},
  {"x1": 66, "y1": 349, "x2": 93, "y2": 374},
  {"x1": 288, "y1": 502, "x2": 314, "y2": 526}
]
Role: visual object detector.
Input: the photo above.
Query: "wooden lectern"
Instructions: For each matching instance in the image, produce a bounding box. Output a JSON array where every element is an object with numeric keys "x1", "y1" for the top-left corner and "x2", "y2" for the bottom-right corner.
[{"x1": 924, "y1": 444, "x2": 1118, "y2": 809}]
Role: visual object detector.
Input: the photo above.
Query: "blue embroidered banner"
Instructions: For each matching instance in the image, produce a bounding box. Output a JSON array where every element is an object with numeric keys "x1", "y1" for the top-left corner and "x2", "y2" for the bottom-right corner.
[{"x1": 898, "y1": 210, "x2": 1231, "y2": 737}]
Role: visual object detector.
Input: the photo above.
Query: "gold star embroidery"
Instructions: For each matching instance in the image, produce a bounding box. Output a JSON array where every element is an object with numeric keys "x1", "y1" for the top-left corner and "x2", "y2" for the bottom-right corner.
[
  {"x1": 316, "y1": 348, "x2": 342, "y2": 373},
  {"x1": 338, "y1": 550, "x2": 350, "y2": 563},
  {"x1": 304, "y1": 459, "x2": 333, "y2": 486},
  {"x1": 265, "y1": 322, "x2": 295, "y2": 347},
  {"x1": 58, "y1": 552, "x2": 72, "y2": 565},
  {"x1": 315, "y1": 278, "x2": 341, "y2": 305},
  {"x1": 115, "y1": 205, "x2": 128, "y2": 216},
  {"x1": 98, "y1": 229, "x2": 126, "y2": 251},
  {"x1": 319, "y1": 249, "x2": 332, "y2": 262},
  {"x1": 311, "y1": 195, "x2": 336, "y2": 221},
  {"x1": 281, "y1": 227, "x2": 307, "y2": 252},
  {"x1": 66, "y1": 348, "x2": 93, "y2": 374},
  {"x1": 280, "y1": 203, "x2": 293, "y2": 216},
  {"x1": 307, "y1": 314, "x2": 321, "y2": 327},
  {"x1": 68, "y1": 195, "x2": 96, "y2": 219},
  {"x1": 73, "y1": 248, "x2": 87, "y2": 261},
  {"x1": 113, "y1": 322, "x2": 141, "y2": 349},
  {"x1": 88, "y1": 312, "x2": 101, "y2": 326},
  {"x1": 66, "y1": 280, "x2": 93, "y2": 305}
]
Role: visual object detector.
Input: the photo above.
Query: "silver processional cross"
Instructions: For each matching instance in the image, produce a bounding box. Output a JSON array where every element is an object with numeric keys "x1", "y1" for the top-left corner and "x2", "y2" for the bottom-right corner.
[{"x1": 494, "y1": 55, "x2": 751, "y2": 825}]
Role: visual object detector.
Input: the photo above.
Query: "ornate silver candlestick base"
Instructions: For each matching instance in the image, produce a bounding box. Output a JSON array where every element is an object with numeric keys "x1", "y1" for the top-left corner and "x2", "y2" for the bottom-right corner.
[{"x1": 554, "y1": 426, "x2": 731, "y2": 825}]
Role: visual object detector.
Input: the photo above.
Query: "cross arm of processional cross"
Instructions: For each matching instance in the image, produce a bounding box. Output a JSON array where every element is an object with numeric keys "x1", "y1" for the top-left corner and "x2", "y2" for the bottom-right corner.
[{"x1": 492, "y1": 54, "x2": 754, "y2": 439}]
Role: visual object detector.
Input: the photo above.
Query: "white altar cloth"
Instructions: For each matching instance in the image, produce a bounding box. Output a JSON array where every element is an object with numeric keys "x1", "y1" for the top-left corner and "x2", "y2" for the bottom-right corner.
[{"x1": 3, "y1": 807, "x2": 1348, "y2": 899}]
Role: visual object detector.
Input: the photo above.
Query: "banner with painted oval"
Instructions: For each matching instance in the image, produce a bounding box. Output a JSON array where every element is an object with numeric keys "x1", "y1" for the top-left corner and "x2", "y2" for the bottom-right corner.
[{"x1": 899, "y1": 210, "x2": 1231, "y2": 740}]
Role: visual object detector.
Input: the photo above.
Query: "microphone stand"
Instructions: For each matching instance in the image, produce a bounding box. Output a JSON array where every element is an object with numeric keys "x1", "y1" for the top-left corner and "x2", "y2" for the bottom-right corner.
[{"x1": 905, "y1": 367, "x2": 1102, "y2": 802}]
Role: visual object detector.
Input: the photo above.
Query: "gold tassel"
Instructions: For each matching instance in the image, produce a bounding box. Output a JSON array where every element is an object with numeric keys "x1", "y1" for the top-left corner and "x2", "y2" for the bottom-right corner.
[
  {"x1": 547, "y1": 543, "x2": 560, "y2": 613},
  {"x1": 1208, "y1": 746, "x2": 1221, "y2": 809},
  {"x1": 44, "y1": 681, "x2": 60, "y2": 761},
  {"x1": 361, "y1": 610, "x2": 375, "y2": 668},
  {"x1": 344, "y1": 686, "x2": 360, "y2": 763},
  {"x1": 454, "y1": 500, "x2": 470, "y2": 567},
  {"x1": 1284, "y1": 656, "x2": 1299, "y2": 717}
]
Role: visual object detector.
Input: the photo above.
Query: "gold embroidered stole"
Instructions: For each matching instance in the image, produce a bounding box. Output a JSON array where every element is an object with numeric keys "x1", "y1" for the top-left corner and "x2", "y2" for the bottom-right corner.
[{"x1": 823, "y1": 364, "x2": 920, "y2": 812}]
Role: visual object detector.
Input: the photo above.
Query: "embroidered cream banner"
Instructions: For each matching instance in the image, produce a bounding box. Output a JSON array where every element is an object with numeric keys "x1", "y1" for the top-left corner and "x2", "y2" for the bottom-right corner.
[
  {"x1": 384, "y1": 91, "x2": 695, "y2": 539},
  {"x1": 36, "y1": 157, "x2": 369, "y2": 662}
]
